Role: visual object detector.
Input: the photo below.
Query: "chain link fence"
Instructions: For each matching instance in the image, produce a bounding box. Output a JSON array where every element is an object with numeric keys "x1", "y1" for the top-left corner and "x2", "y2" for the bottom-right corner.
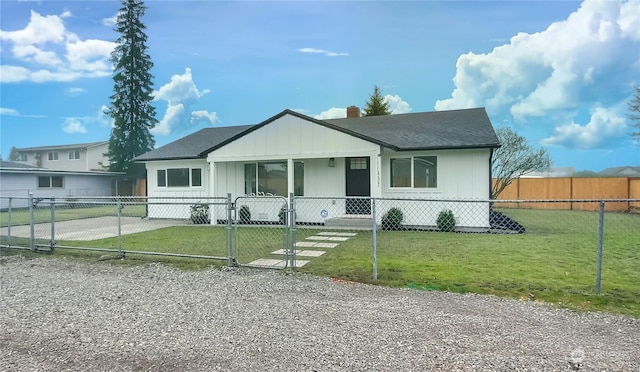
[{"x1": 2, "y1": 195, "x2": 638, "y2": 297}]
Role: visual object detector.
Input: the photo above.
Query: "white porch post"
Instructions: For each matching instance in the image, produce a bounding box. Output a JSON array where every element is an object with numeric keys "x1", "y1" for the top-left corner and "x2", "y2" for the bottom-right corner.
[
  {"x1": 370, "y1": 149, "x2": 382, "y2": 198},
  {"x1": 209, "y1": 160, "x2": 216, "y2": 225},
  {"x1": 287, "y1": 158, "x2": 294, "y2": 199}
]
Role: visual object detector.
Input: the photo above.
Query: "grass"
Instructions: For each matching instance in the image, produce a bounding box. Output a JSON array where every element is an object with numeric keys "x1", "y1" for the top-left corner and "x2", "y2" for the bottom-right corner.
[
  {"x1": 1, "y1": 207, "x2": 638, "y2": 317},
  {"x1": 0, "y1": 205, "x2": 147, "y2": 227}
]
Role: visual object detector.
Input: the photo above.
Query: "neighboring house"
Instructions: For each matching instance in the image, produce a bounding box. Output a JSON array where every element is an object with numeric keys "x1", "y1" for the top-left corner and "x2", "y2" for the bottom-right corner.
[
  {"x1": 0, "y1": 160, "x2": 123, "y2": 209},
  {"x1": 598, "y1": 166, "x2": 640, "y2": 177},
  {"x1": 135, "y1": 107, "x2": 500, "y2": 228},
  {"x1": 12, "y1": 141, "x2": 109, "y2": 171},
  {"x1": 521, "y1": 167, "x2": 576, "y2": 178}
]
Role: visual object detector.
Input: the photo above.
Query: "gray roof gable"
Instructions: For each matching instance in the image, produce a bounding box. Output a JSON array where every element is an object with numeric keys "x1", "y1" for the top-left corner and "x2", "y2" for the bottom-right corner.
[
  {"x1": 135, "y1": 108, "x2": 499, "y2": 161},
  {"x1": 326, "y1": 107, "x2": 499, "y2": 150},
  {"x1": 16, "y1": 141, "x2": 108, "y2": 152},
  {"x1": 135, "y1": 125, "x2": 253, "y2": 161}
]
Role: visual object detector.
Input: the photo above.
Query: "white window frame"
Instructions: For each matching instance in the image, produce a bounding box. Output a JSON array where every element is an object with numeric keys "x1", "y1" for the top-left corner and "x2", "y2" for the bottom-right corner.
[
  {"x1": 389, "y1": 156, "x2": 438, "y2": 189},
  {"x1": 48, "y1": 151, "x2": 59, "y2": 161},
  {"x1": 68, "y1": 150, "x2": 81, "y2": 160},
  {"x1": 156, "y1": 167, "x2": 203, "y2": 188}
]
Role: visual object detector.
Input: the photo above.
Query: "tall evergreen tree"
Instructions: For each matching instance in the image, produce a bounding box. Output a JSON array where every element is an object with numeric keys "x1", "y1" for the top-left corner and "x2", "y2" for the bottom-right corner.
[
  {"x1": 8, "y1": 146, "x2": 20, "y2": 161},
  {"x1": 362, "y1": 85, "x2": 391, "y2": 116},
  {"x1": 629, "y1": 86, "x2": 640, "y2": 146},
  {"x1": 105, "y1": 0, "x2": 157, "y2": 175}
]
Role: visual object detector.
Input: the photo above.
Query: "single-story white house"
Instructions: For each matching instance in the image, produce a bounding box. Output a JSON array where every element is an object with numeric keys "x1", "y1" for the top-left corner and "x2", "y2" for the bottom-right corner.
[
  {"x1": 135, "y1": 107, "x2": 500, "y2": 228},
  {"x1": 0, "y1": 160, "x2": 125, "y2": 210}
]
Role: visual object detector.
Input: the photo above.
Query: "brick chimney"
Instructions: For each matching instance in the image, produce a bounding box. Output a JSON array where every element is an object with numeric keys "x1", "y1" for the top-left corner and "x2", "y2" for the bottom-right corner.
[{"x1": 346, "y1": 105, "x2": 360, "y2": 118}]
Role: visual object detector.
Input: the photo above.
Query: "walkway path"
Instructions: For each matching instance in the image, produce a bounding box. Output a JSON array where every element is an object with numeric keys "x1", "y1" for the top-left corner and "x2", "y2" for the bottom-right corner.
[{"x1": 247, "y1": 231, "x2": 357, "y2": 269}]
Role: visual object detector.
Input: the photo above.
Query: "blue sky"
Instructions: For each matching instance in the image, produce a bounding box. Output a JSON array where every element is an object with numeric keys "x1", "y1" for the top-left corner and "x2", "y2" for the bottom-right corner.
[{"x1": 1, "y1": 0, "x2": 639, "y2": 172}]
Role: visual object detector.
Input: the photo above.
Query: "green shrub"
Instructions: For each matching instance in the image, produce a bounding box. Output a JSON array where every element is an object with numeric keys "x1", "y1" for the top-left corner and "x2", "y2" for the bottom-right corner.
[
  {"x1": 189, "y1": 203, "x2": 210, "y2": 224},
  {"x1": 381, "y1": 207, "x2": 404, "y2": 230},
  {"x1": 239, "y1": 205, "x2": 251, "y2": 224},
  {"x1": 437, "y1": 209, "x2": 456, "y2": 232}
]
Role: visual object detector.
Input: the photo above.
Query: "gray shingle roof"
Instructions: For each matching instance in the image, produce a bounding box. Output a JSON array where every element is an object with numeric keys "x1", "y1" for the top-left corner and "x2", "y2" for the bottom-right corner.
[
  {"x1": 15, "y1": 141, "x2": 108, "y2": 152},
  {"x1": 134, "y1": 125, "x2": 253, "y2": 161},
  {"x1": 135, "y1": 108, "x2": 499, "y2": 161},
  {"x1": 326, "y1": 107, "x2": 499, "y2": 150}
]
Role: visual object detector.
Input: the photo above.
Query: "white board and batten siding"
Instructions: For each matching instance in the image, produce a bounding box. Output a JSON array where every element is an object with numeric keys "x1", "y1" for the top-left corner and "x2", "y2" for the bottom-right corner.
[
  {"x1": 145, "y1": 159, "x2": 209, "y2": 220},
  {"x1": 380, "y1": 148, "x2": 492, "y2": 228},
  {"x1": 208, "y1": 114, "x2": 381, "y2": 222}
]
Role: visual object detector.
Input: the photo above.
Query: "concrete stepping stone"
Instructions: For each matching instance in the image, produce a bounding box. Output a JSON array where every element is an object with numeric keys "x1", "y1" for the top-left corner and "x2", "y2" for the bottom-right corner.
[
  {"x1": 246, "y1": 258, "x2": 309, "y2": 268},
  {"x1": 271, "y1": 249, "x2": 325, "y2": 257}
]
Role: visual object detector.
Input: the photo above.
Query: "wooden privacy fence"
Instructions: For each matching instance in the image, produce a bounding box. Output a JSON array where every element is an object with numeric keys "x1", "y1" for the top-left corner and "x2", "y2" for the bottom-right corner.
[{"x1": 495, "y1": 177, "x2": 640, "y2": 212}]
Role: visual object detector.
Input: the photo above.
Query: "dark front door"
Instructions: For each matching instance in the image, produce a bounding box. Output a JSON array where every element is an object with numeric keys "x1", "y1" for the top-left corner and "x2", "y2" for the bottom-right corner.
[{"x1": 345, "y1": 157, "x2": 371, "y2": 214}]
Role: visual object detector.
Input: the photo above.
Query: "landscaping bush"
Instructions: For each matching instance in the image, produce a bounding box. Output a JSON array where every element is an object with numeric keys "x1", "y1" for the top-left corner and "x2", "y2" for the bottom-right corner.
[
  {"x1": 381, "y1": 207, "x2": 404, "y2": 230},
  {"x1": 239, "y1": 205, "x2": 251, "y2": 224},
  {"x1": 189, "y1": 203, "x2": 210, "y2": 224},
  {"x1": 437, "y1": 209, "x2": 456, "y2": 232}
]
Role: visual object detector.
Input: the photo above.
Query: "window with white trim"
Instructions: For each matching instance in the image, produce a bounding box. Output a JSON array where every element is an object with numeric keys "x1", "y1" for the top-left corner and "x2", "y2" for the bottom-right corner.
[
  {"x1": 244, "y1": 161, "x2": 288, "y2": 196},
  {"x1": 48, "y1": 152, "x2": 59, "y2": 161},
  {"x1": 156, "y1": 168, "x2": 202, "y2": 187},
  {"x1": 18, "y1": 153, "x2": 27, "y2": 161},
  {"x1": 38, "y1": 176, "x2": 64, "y2": 188},
  {"x1": 390, "y1": 156, "x2": 437, "y2": 188},
  {"x1": 68, "y1": 150, "x2": 80, "y2": 160}
]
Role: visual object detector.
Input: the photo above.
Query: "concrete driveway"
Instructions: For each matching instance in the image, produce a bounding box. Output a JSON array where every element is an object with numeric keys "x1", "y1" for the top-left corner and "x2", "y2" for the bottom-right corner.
[{"x1": 1, "y1": 216, "x2": 190, "y2": 241}]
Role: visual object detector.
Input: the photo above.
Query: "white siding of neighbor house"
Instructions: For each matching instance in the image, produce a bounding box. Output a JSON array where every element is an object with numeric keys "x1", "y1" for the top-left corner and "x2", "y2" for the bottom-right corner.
[
  {"x1": 0, "y1": 172, "x2": 114, "y2": 209},
  {"x1": 18, "y1": 143, "x2": 109, "y2": 172},
  {"x1": 145, "y1": 159, "x2": 209, "y2": 219},
  {"x1": 86, "y1": 143, "x2": 109, "y2": 170}
]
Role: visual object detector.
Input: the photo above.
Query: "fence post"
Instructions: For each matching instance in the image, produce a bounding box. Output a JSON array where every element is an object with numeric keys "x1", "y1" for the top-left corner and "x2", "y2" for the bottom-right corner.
[
  {"x1": 289, "y1": 193, "x2": 296, "y2": 272},
  {"x1": 117, "y1": 197, "x2": 124, "y2": 258},
  {"x1": 50, "y1": 196, "x2": 56, "y2": 252},
  {"x1": 596, "y1": 200, "x2": 605, "y2": 294},
  {"x1": 29, "y1": 193, "x2": 35, "y2": 252},
  {"x1": 372, "y1": 198, "x2": 378, "y2": 281},
  {"x1": 226, "y1": 193, "x2": 235, "y2": 266},
  {"x1": 7, "y1": 197, "x2": 12, "y2": 247}
]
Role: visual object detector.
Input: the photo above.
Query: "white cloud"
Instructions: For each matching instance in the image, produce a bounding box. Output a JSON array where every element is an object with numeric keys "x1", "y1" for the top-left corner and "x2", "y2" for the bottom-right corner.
[
  {"x1": 62, "y1": 117, "x2": 87, "y2": 134},
  {"x1": 0, "y1": 65, "x2": 31, "y2": 83},
  {"x1": 153, "y1": 68, "x2": 213, "y2": 136},
  {"x1": 190, "y1": 110, "x2": 219, "y2": 125},
  {"x1": 102, "y1": 15, "x2": 117, "y2": 27},
  {"x1": 154, "y1": 68, "x2": 209, "y2": 105},
  {"x1": 153, "y1": 104, "x2": 184, "y2": 136},
  {"x1": 541, "y1": 105, "x2": 628, "y2": 149},
  {"x1": 0, "y1": 107, "x2": 44, "y2": 118},
  {"x1": 0, "y1": 10, "x2": 114, "y2": 83},
  {"x1": 298, "y1": 47, "x2": 349, "y2": 57},
  {"x1": 314, "y1": 107, "x2": 346, "y2": 120},
  {"x1": 0, "y1": 108, "x2": 20, "y2": 116},
  {"x1": 68, "y1": 87, "x2": 87, "y2": 95},
  {"x1": 384, "y1": 95, "x2": 412, "y2": 114},
  {"x1": 435, "y1": 0, "x2": 639, "y2": 150}
]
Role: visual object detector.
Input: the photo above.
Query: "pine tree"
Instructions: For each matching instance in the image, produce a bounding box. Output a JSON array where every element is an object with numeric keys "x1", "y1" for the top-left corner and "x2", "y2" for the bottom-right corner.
[
  {"x1": 362, "y1": 85, "x2": 391, "y2": 116},
  {"x1": 8, "y1": 146, "x2": 19, "y2": 161},
  {"x1": 105, "y1": 0, "x2": 157, "y2": 175}
]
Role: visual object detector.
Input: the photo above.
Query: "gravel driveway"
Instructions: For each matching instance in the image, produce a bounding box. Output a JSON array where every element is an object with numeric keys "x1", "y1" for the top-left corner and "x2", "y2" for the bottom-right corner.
[{"x1": 1, "y1": 256, "x2": 639, "y2": 371}]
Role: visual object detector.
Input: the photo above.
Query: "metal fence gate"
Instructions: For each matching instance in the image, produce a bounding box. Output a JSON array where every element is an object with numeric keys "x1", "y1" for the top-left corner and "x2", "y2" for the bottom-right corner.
[{"x1": 233, "y1": 195, "x2": 294, "y2": 269}]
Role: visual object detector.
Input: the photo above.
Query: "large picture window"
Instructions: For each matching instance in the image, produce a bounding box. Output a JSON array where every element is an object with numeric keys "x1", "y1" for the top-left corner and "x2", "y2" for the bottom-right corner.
[
  {"x1": 156, "y1": 168, "x2": 202, "y2": 188},
  {"x1": 390, "y1": 156, "x2": 437, "y2": 188},
  {"x1": 38, "y1": 176, "x2": 64, "y2": 188},
  {"x1": 244, "y1": 161, "x2": 288, "y2": 196}
]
